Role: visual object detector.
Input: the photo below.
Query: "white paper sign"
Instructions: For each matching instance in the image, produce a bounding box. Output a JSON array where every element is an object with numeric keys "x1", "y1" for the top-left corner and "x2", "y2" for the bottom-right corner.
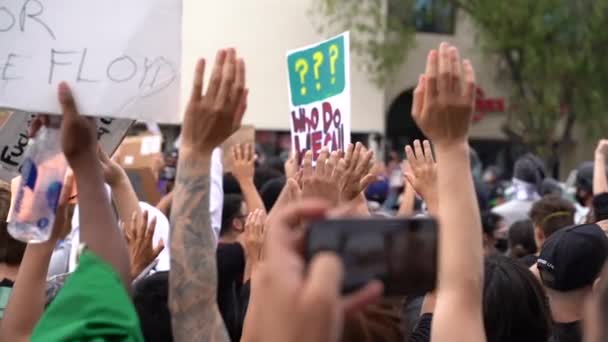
[
  {"x1": 286, "y1": 32, "x2": 351, "y2": 163},
  {"x1": 0, "y1": 111, "x2": 133, "y2": 182},
  {"x1": 0, "y1": 0, "x2": 182, "y2": 123}
]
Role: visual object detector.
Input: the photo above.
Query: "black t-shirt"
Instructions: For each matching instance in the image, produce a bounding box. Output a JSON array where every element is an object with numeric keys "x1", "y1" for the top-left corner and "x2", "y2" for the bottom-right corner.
[
  {"x1": 216, "y1": 242, "x2": 246, "y2": 342},
  {"x1": 551, "y1": 321, "x2": 582, "y2": 342},
  {"x1": 408, "y1": 313, "x2": 432, "y2": 342},
  {"x1": 520, "y1": 254, "x2": 539, "y2": 268}
]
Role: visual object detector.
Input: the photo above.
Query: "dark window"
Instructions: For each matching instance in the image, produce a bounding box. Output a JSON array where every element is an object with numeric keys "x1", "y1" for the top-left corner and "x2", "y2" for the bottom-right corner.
[{"x1": 390, "y1": 0, "x2": 456, "y2": 35}]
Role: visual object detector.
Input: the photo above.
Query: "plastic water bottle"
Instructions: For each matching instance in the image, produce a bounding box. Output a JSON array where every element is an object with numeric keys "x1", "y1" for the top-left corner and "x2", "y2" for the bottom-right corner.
[{"x1": 8, "y1": 118, "x2": 68, "y2": 243}]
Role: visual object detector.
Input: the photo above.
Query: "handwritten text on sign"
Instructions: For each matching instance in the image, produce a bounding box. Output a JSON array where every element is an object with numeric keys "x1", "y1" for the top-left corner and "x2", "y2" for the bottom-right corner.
[
  {"x1": 0, "y1": 0, "x2": 182, "y2": 123},
  {"x1": 286, "y1": 32, "x2": 351, "y2": 163}
]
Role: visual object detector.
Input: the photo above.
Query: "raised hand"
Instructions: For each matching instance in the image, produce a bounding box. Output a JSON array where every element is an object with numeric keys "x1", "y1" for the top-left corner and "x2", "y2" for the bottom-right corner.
[
  {"x1": 231, "y1": 143, "x2": 256, "y2": 183},
  {"x1": 301, "y1": 148, "x2": 340, "y2": 206},
  {"x1": 284, "y1": 151, "x2": 299, "y2": 179},
  {"x1": 122, "y1": 210, "x2": 164, "y2": 280},
  {"x1": 404, "y1": 140, "x2": 438, "y2": 214},
  {"x1": 239, "y1": 209, "x2": 266, "y2": 281},
  {"x1": 98, "y1": 146, "x2": 127, "y2": 187},
  {"x1": 336, "y1": 143, "x2": 375, "y2": 202},
  {"x1": 412, "y1": 43, "x2": 476, "y2": 146},
  {"x1": 181, "y1": 49, "x2": 247, "y2": 156}
]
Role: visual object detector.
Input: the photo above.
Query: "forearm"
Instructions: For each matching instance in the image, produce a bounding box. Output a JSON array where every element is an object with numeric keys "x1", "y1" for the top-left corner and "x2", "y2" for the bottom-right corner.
[
  {"x1": 110, "y1": 174, "x2": 142, "y2": 224},
  {"x1": 169, "y1": 151, "x2": 229, "y2": 342},
  {"x1": 594, "y1": 154, "x2": 608, "y2": 195},
  {"x1": 398, "y1": 185, "x2": 416, "y2": 216},
  {"x1": 156, "y1": 192, "x2": 173, "y2": 216},
  {"x1": 74, "y1": 162, "x2": 131, "y2": 287},
  {"x1": 238, "y1": 179, "x2": 266, "y2": 213},
  {"x1": 435, "y1": 143, "x2": 483, "y2": 301},
  {"x1": 0, "y1": 243, "x2": 55, "y2": 341}
]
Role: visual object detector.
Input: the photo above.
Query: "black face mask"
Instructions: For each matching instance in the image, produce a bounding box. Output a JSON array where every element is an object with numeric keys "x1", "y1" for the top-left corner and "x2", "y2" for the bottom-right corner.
[
  {"x1": 575, "y1": 192, "x2": 587, "y2": 207},
  {"x1": 495, "y1": 239, "x2": 508, "y2": 253}
]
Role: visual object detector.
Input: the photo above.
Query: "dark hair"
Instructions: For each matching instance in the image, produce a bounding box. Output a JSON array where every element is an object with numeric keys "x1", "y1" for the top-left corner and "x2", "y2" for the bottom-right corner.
[
  {"x1": 482, "y1": 212, "x2": 503, "y2": 236},
  {"x1": 529, "y1": 195, "x2": 575, "y2": 238},
  {"x1": 0, "y1": 182, "x2": 26, "y2": 265},
  {"x1": 220, "y1": 194, "x2": 244, "y2": 237},
  {"x1": 260, "y1": 177, "x2": 285, "y2": 212},
  {"x1": 539, "y1": 178, "x2": 563, "y2": 197},
  {"x1": 593, "y1": 193, "x2": 608, "y2": 222},
  {"x1": 483, "y1": 255, "x2": 552, "y2": 342},
  {"x1": 508, "y1": 220, "x2": 537, "y2": 258},
  {"x1": 223, "y1": 173, "x2": 242, "y2": 195},
  {"x1": 253, "y1": 167, "x2": 283, "y2": 192},
  {"x1": 133, "y1": 272, "x2": 173, "y2": 342},
  {"x1": 513, "y1": 154, "x2": 546, "y2": 186}
]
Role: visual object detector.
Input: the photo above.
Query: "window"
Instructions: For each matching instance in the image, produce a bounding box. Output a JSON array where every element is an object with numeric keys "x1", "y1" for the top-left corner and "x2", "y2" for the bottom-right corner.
[
  {"x1": 389, "y1": 0, "x2": 456, "y2": 35},
  {"x1": 413, "y1": 0, "x2": 456, "y2": 34}
]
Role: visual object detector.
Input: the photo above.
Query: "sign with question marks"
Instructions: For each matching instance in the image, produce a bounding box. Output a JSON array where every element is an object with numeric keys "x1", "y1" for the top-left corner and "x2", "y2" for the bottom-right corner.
[{"x1": 286, "y1": 32, "x2": 351, "y2": 164}]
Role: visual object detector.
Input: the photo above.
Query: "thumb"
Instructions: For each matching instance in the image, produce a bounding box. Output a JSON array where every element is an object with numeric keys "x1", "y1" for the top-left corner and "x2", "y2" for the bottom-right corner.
[
  {"x1": 153, "y1": 239, "x2": 165, "y2": 258},
  {"x1": 58, "y1": 82, "x2": 78, "y2": 120},
  {"x1": 359, "y1": 174, "x2": 376, "y2": 191}
]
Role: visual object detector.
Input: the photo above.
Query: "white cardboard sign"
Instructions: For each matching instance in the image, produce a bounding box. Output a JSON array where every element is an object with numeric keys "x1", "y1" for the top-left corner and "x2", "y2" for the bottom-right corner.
[
  {"x1": 0, "y1": 0, "x2": 182, "y2": 123},
  {"x1": 0, "y1": 111, "x2": 133, "y2": 182}
]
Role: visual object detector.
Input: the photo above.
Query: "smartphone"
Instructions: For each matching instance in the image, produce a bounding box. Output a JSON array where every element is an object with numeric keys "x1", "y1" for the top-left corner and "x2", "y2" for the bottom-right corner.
[{"x1": 305, "y1": 217, "x2": 437, "y2": 296}]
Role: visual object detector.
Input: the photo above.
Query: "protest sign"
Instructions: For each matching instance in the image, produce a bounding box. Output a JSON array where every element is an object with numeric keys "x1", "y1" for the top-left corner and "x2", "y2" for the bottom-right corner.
[
  {"x1": 286, "y1": 32, "x2": 351, "y2": 163},
  {"x1": 0, "y1": 111, "x2": 133, "y2": 182},
  {"x1": 0, "y1": 0, "x2": 181, "y2": 123}
]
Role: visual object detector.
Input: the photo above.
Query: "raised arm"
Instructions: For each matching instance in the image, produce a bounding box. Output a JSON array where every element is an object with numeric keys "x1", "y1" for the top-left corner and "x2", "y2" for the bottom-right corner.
[
  {"x1": 0, "y1": 175, "x2": 74, "y2": 342},
  {"x1": 59, "y1": 82, "x2": 131, "y2": 287},
  {"x1": 99, "y1": 148, "x2": 142, "y2": 223},
  {"x1": 169, "y1": 49, "x2": 247, "y2": 342},
  {"x1": 231, "y1": 143, "x2": 266, "y2": 213},
  {"x1": 594, "y1": 140, "x2": 608, "y2": 195},
  {"x1": 411, "y1": 43, "x2": 485, "y2": 342}
]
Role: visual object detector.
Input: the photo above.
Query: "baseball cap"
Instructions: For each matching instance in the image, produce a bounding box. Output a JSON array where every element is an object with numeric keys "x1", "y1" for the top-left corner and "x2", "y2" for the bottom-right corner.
[
  {"x1": 537, "y1": 223, "x2": 608, "y2": 291},
  {"x1": 576, "y1": 161, "x2": 594, "y2": 191}
]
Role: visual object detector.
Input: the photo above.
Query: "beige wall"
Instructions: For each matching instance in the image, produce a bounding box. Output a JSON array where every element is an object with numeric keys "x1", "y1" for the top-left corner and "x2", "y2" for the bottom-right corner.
[{"x1": 182, "y1": 0, "x2": 384, "y2": 132}]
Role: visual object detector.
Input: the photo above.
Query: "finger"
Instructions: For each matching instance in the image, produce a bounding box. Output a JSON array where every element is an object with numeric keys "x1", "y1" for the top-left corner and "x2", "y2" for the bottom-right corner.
[
  {"x1": 153, "y1": 239, "x2": 165, "y2": 258},
  {"x1": 234, "y1": 88, "x2": 249, "y2": 129},
  {"x1": 463, "y1": 59, "x2": 476, "y2": 105},
  {"x1": 215, "y1": 49, "x2": 237, "y2": 111},
  {"x1": 424, "y1": 50, "x2": 439, "y2": 104},
  {"x1": 130, "y1": 211, "x2": 138, "y2": 241},
  {"x1": 344, "y1": 144, "x2": 354, "y2": 168},
  {"x1": 236, "y1": 144, "x2": 243, "y2": 161},
  {"x1": 302, "y1": 252, "x2": 343, "y2": 307},
  {"x1": 231, "y1": 58, "x2": 246, "y2": 112},
  {"x1": 190, "y1": 58, "x2": 206, "y2": 101},
  {"x1": 404, "y1": 172, "x2": 416, "y2": 187},
  {"x1": 302, "y1": 150, "x2": 313, "y2": 179},
  {"x1": 28, "y1": 115, "x2": 44, "y2": 138},
  {"x1": 326, "y1": 151, "x2": 338, "y2": 178},
  {"x1": 438, "y1": 42, "x2": 451, "y2": 95},
  {"x1": 204, "y1": 49, "x2": 227, "y2": 99},
  {"x1": 354, "y1": 150, "x2": 374, "y2": 176},
  {"x1": 58, "y1": 170, "x2": 75, "y2": 209},
  {"x1": 120, "y1": 222, "x2": 131, "y2": 243},
  {"x1": 412, "y1": 74, "x2": 426, "y2": 121},
  {"x1": 405, "y1": 145, "x2": 417, "y2": 170},
  {"x1": 146, "y1": 216, "x2": 157, "y2": 243},
  {"x1": 423, "y1": 140, "x2": 435, "y2": 163},
  {"x1": 349, "y1": 143, "x2": 362, "y2": 172},
  {"x1": 342, "y1": 280, "x2": 384, "y2": 315},
  {"x1": 449, "y1": 47, "x2": 462, "y2": 95},
  {"x1": 359, "y1": 174, "x2": 376, "y2": 191},
  {"x1": 331, "y1": 158, "x2": 347, "y2": 184},
  {"x1": 58, "y1": 82, "x2": 79, "y2": 121},
  {"x1": 414, "y1": 140, "x2": 424, "y2": 164},
  {"x1": 316, "y1": 147, "x2": 329, "y2": 177},
  {"x1": 245, "y1": 143, "x2": 252, "y2": 162},
  {"x1": 231, "y1": 145, "x2": 238, "y2": 162}
]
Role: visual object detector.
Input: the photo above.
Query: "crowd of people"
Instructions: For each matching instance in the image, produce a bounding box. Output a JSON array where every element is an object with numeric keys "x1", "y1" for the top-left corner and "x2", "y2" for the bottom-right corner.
[{"x1": 0, "y1": 42, "x2": 607, "y2": 342}]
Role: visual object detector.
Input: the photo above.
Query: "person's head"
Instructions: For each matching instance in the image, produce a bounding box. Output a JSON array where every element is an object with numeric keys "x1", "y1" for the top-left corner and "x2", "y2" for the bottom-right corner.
[
  {"x1": 365, "y1": 179, "x2": 389, "y2": 204},
  {"x1": 220, "y1": 194, "x2": 247, "y2": 239},
  {"x1": 133, "y1": 272, "x2": 172, "y2": 342},
  {"x1": 508, "y1": 220, "x2": 537, "y2": 258},
  {"x1": 223, "y1": 173, "x2": 242, "y2": 195},
  {"x1": 254, "y1": 167, "x2": 283, "y2": 192},
  {"x1": 592, "y1": 193, "x2": 608, "y2": 223},
  {"x1": 529, "y1": 195, "x2": 575, "y2": 249},
  {"x1": 538, "y1": 224, "x2": 608, "y2": 294},
  {"x1": 260, "y1": 177, "x2": 285, "y2": 212},
  {"x1": 0, "y1": 182, "x2": 26, "y2": 268},
  {"x1": 513, "y1": 154, "x2": 546, "y2": 187},
  {"x1": 575, "y1": 161, "x2": 594, "y2": 207},
  {"x1": 483, "y1": 255, "x2": 552, "y2": 342},
  {"x1": 482, "y1": 212, "x2": 507, "y2": 255},
  {"x1": 539, "y1": 178, "x2": 563, "y2": 197}
]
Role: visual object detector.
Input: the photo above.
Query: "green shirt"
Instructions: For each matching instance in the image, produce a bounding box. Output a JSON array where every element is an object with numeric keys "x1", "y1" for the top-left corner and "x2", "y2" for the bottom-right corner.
[{"x1": 32, "y1": 251, "x2": 143, "y2": 341}]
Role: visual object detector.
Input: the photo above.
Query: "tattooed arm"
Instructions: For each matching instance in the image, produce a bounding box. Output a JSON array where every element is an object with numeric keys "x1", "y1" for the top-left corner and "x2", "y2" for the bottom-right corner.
[{"x1": 169, "y1": 48, "x2": 247, "y2": 341}]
